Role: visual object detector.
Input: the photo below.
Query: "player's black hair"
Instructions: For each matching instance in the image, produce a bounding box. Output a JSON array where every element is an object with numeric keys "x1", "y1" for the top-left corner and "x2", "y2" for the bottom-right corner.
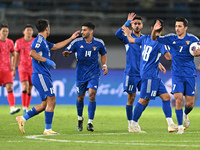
[
  {"x1": 0, "y1": 23, "x2": 9, "y2": 30},
  {"x1": 133, "y1": 15, "x2": 143, "y2": 21},
  {"x1": 81, "y1": 21, "x2": 95, "y2": 30},
  {"x1": 35, "y1": 19, "x2": 50, "y2": 32},
  {"x1": 175, "y1": 17, "x2": 188, "y2": 27},
  {"x1": 24, "y1": 24, "x2": 33, "y2": 30},
  {"x1": 152, "y1": 19, "x2": 164, "y2": 33}
]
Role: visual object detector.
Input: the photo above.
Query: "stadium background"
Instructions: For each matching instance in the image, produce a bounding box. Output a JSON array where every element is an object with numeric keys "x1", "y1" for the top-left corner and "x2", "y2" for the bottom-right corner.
[{"x1": 0, "y1": 0, "x2": 200, "y2": 106}]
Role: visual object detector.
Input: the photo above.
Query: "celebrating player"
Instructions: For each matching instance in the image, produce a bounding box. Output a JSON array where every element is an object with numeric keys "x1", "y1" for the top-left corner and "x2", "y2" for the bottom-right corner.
[
  {"x1": 151, "y1": 17, "x2": 200, "y2": 134},
  {"x1": 16, "y1": 19, "x2": 80, "y2": 135},
  {"x1": 122, "y1": 15, "x2": 178, "y2": 133},
  {"x1": 14, "y1": 24, "x2": 35, "y2": 114},
  {"x1": 0, "y1": 23, "x2": 20, "y2": 115},
  {"x1": 63, "y1": 21, "x2": 108, "y2": 132}
]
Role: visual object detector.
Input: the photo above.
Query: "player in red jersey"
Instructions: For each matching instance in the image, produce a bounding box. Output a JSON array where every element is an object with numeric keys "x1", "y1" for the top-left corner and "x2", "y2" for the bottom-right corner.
[
  {"x1": 0, "y1": 23, "x2": 20, "y2": 114},
  {"x1": 14, "y1": 24, "x2": 34, "y2": 114}
]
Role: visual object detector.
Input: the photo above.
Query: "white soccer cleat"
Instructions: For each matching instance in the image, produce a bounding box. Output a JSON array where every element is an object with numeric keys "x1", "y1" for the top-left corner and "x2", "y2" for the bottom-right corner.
[
  {"x1": 128, "y1": 125, "x2": 146, "y2": 133},
  {"x1": 176, "y1": 126, "x2": 184, "y2": 134},
  {"x1": 10, "y1": 107, "x2": 21, "y2": 115},
  {"x1": 168, "y1": 124, "x2": 178, "y2": 132},
  {"x1": 183, "y1": 113, "x2": 190, "y2": 129}
]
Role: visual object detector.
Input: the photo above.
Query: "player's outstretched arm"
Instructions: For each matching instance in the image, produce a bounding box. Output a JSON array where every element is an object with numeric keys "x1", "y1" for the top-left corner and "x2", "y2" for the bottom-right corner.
[
  {"x1": 159, "y1": 63, "x2": 166, "y2": 74},
  {"x1": 151, "y1": 20, "x2": 162, "y2": 41},
  {"x1": 101, "y1": 54, "x2": 108, "y2": 75},
  {"x1": 51, "y1": 30, "x2": 80, "y2": 50},
  {"x1": 62, "y1": 50, "x2": 72, "y2": 57},
  {"x1": 30, "y1": 49, "x2": 56, "y2": 69},
  {"x1": 122, "y1": 26, "x2": 136, "y2": 43}
]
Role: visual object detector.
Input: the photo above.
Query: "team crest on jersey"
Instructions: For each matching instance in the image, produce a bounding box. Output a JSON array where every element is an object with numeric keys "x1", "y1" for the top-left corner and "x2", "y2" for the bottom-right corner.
[
  {"x1": 92, "y1": 46, "x2": 97, "y2": 51},
  {"x1": 185, "y1": 41, "x2": 191, "y2": 45}
]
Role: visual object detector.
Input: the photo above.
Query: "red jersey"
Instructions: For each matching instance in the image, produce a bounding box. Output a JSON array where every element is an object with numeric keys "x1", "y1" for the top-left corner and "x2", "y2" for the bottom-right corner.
[
  {"x1": 14, "y1": 37, "x2": 34, "y2": 73},
  {"x1": 0, "y1": 38, "x2": 14, "y2": 72}
]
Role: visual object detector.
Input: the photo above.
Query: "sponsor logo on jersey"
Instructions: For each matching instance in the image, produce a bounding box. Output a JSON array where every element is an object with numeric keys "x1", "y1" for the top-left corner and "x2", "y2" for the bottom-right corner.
[
  {"x1": 92, "y1": 46, "x2": 97, "y2": 51},
  {"x1": 185, "y1": 40, "x2": 191, "y2": 45},
  {"x1": 172, "y1": 41, "x2": 176, "y2": 44},
  {"x1": 35, "y1": 43, "x2": 40, "y2": 48},
  {"x1": 80, "y1": 45, "x2": 84, "y2": 48}
]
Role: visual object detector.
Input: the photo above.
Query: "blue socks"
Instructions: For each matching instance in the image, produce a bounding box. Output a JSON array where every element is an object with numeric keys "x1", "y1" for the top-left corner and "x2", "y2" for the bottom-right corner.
[
  {"x1": 132, "y1": 102, "x2": 145, "y2": 122},
  {"x1": 184, "y1": 105, "x2": 193, "y2": 115},
  {"x1": 76, "y1": 100, "x2": 84, "y2": 117},
  {"x1": 126, "y1": 105, "x2": 133, "y2": 120},
  {"x1": 45, "y1": 111, "x2": 54, "y2": 130},
  {"x1": 23, "y1": 107, "x2": 39, "y2": 121},
  {"x1": 162, "y1": 100, "x2": 172, "y2": 118},
  {"x1": 175, "y1": 109, "x2": 183, "y2": 125},
  {"x1": 88, "y1": 101, "x2": 96, "y2": 120}
]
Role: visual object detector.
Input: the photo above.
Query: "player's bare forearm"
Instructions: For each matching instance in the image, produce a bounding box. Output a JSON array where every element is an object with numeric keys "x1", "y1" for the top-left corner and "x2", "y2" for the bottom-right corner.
[
  {"x1": 13, "y1": 51, "x2": 19, "y2": 69},
  {"x1": 51, "y1": 30, "x2": 80, "y2": 50},
  {"x1": 121, "y1": 26, "x2": 135, "y2": 43},
  {"x1": 151, "y1": 29, "x2": 157, "y2": 41},
  {"x1": 11, "y1": 51, "x2": 15, "y2": 70},
  {"x1": 101, "y1": 54, "x2": 108, "y2": 75},
  {"x1": 159, "y1": 63, "x2": 166, "y2": 74},
  {"x1": 29, "y1": 49, "x2": 46, "y2": 62}
]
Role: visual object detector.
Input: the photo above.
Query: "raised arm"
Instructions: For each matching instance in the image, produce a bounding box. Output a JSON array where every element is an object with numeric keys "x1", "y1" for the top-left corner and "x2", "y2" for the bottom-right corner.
[
  {"x1": 193, "y1": 49, "x2": 200, "y2": 57},
  {"x1": 122, "y1": 26, "x2": 136, "y2": 43},
  {"x1": 51, "y1": 30, "x2": 80, "y2": 50},
  {"x1": 151, "y1": 20, "x2": 162, "y2": 41}
]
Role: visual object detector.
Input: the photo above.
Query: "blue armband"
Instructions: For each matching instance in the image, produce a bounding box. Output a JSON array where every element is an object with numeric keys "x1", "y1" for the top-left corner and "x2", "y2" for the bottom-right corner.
[
  {"x1": 45, "y1": 59, "x2": 56, "y2": 69},
  {"x1": 124, "y1": 20, "x2": 132, "y2": 27}
]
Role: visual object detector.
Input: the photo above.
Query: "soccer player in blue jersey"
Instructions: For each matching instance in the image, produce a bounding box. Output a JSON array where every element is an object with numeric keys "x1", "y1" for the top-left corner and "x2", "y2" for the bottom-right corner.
[
  {"x1": 16, "y1": 19, "x2": 79, "y2": 135},
  {"x1": 152, "y1": 17, "x2": 200, "y2": 134},
  {"x1": 122, "y1": 15, "x2": 178, "y2": 133},
  {"x1": 115, "y1": 13, "x2": 143, "y2": 131},
  {"x1": 63, "y1": 21, "x2": 108, "y2": 132}
]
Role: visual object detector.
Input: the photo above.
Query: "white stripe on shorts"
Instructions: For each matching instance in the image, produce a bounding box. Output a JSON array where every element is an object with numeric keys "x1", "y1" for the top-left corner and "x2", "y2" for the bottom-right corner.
[
  {"x1": 125, "y1": 75, "x2": 129, "y2": 87},
  {"x1": 146, "y1": 79, "x2": 152, "y2": 93},
  {"x1": 38, "y1": 74, "x2": 48, "y2": 92}
]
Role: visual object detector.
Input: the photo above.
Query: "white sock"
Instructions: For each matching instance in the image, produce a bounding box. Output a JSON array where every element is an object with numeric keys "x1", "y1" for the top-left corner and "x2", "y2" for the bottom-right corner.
[
  {"x1": 128, "y1": 120, "x2": 132, "y2": 127},
  {"x1": 166, "y1": 117, "x2": 174, "y2": 125},
  {"x1": 88, "y1": 119, "x2": 93, "y2": 124},
  {"x1": 178, "y1": 125, "x2": 184, "y2": 129},
  {"x1": 22, "y1": 116, "x2": 27, "y2": 122},
  {"x1": 78, "y1": 116, "x2": 83, "y2": 120},
  {"x1": 131, "y1": 120, "x2": 138, "y2": 126}
]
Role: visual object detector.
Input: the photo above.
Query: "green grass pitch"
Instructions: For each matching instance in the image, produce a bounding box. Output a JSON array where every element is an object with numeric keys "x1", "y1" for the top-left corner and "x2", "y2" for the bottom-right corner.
[{"x1": 1, "y1": 105, "x2": 200, "y2": 150}]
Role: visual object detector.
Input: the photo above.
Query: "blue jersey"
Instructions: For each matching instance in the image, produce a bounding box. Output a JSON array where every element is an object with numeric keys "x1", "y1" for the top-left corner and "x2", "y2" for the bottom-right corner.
[
  {"x1": 31, "y1": 35, "x2": 54, "y2": 78},
  {"x1": 157, "y1": 33, "x2": 199, "y2": 77},
  {"x1": 115, "y1": 27, "x2": 141, "y2": 76},
  {"x1": 66, "y1": 37, "x2": 107, "y2": 82},
  {"x1": 135, "y1": 35, "x2": 168, "y2": 78}
]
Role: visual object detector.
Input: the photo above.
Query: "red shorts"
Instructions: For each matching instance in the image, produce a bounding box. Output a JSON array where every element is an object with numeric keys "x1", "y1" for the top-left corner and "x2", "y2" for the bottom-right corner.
[
  {"x1": 0, "y1": 71, "x2": 13, "y2": 86},
  {"x1": 18, "y1": 71, "x2": 32, "y2": 85}
]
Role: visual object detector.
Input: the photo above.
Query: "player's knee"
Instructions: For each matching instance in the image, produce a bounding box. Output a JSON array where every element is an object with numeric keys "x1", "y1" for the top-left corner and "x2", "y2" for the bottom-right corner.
[{"x1": 89, "y1": 94, "x2": 96, "y2": 102}]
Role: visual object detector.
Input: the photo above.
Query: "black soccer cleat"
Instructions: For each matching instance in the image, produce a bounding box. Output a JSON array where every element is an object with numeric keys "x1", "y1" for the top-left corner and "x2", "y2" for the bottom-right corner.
[
  {"x1": 87, "y1": 123, "x2": 94, "y2": 132},
  {"x1": 77, "y1": 118, "x2": 83, "y2": 131}
]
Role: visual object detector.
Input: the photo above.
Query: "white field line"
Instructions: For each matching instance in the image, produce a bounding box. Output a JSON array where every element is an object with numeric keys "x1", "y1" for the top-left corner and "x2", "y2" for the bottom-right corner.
[{"x1": 23, "y1": 134, "x2": 200, "y2": 147}]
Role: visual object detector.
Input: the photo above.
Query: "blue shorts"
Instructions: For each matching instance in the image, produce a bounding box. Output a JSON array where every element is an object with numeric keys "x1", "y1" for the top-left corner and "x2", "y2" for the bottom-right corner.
[
  {"x1": 123, "y1": 74, "x2": 141, "y2": 93},
  {"x1": 140, "y1": 78, "x2": 167, "y2": 100},
  {"x1": 32, "y1": 74, "x2": 55, "y2": 101},
  {"x1": 172, "y1": 76, "x2": 195, "y2": 96},
  {"x1": 76, "y1": 77, "x2": 99, "y2": 95}
]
